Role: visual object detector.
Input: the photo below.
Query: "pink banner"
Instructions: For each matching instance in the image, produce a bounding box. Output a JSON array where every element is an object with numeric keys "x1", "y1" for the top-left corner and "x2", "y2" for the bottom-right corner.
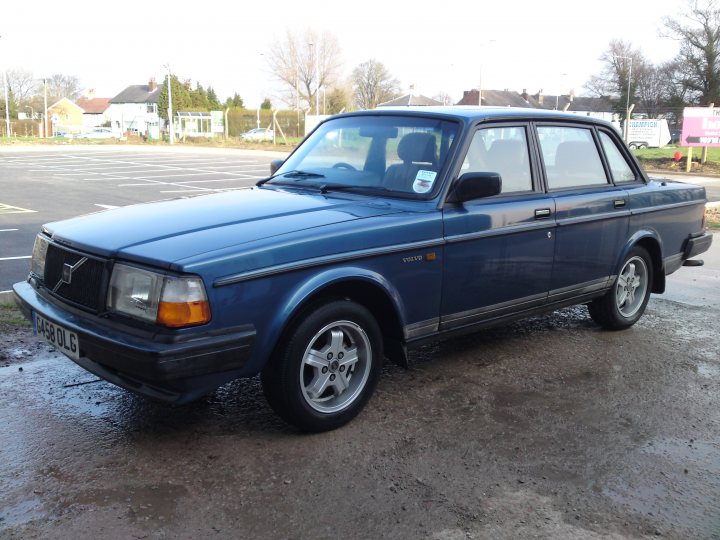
[{"x1": 681, "y1": 115, "x2": 720, "y2": 147}]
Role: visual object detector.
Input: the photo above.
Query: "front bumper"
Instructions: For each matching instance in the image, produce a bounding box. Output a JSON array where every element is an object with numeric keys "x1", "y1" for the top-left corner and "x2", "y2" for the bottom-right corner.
[{"x1": 13, "y1": 280, "x2": 256, "y2": 404}]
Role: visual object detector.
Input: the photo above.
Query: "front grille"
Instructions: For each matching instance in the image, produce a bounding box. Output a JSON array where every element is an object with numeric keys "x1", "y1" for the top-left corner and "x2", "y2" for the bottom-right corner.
[{"x1": 44, "y1": 243, "x2": 107, "y2": 311}]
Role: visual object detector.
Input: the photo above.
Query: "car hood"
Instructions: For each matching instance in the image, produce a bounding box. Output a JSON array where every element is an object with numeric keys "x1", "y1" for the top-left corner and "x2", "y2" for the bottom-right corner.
[{"x1": 46, "y1": 187, "x2": 402, "y2": 267}]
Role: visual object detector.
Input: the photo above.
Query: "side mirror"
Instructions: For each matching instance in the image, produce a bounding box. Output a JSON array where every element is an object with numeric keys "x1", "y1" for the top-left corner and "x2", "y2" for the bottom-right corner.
[
  {"x1": 270, "y1": 159, "x2": 284, "y2": 175},
  {"x1": 448, "y1": 172, "x2": 502, "y2": 203}
]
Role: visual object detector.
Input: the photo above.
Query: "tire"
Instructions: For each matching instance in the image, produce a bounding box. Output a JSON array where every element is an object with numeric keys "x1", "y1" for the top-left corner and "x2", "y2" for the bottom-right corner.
[
  {"x1": 628, "y1": 143, "x2": 638, "y2": 149},
  {"x1": 261, "y1": 300, "x2": 383, "y2": 432},
  {"x1": 588, "y1": 246, "x2": 653, "y2": 330}
]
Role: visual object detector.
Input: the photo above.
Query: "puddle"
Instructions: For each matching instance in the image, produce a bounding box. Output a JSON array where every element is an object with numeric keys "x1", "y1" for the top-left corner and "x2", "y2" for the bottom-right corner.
[{"x1": 603, "y1": 437, "x2": 720, "y2": 535}]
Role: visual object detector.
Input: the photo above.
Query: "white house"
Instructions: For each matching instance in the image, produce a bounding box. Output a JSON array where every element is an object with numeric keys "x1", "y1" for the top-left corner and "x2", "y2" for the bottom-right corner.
[
  {"x1": 107, "y1": 78, "x2": 162, "y2": 137},
  {"x1": 77, "y1": 91, "x2": 111, "y2": 128}
]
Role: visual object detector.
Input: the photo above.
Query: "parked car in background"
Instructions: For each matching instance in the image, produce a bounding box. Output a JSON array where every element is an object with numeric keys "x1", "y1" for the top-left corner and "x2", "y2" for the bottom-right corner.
[
  {"x1": 14, "y1": 107, "x2": 712, "y2": 432},
  {"x1": 75, "y1": 128, "x2": 115, "y2": 139},
  {"x1": 241, "y1": 127, "x2": 274, "y2": 141}
]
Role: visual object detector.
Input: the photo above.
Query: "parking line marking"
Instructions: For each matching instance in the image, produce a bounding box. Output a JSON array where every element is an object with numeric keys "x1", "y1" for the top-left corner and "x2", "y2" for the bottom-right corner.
[
  {"x1": 95, "y1": 204, "x2": 120, "y2": 210},
  {"x1": 0, "y1": 203, "x2": 36, "y2": 214},
  {"x1": 0, "y1": 256, "x2": 31, "y2": 261},
  {"x1": 0, "y1": 229, "x2": 19, "y2": 232}
]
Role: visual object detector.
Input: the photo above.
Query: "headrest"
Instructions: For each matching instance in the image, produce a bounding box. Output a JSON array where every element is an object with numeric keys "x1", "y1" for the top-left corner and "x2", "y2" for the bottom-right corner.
[{"x1": 397, "y1": 132, "x2": 437, "y2": 164}]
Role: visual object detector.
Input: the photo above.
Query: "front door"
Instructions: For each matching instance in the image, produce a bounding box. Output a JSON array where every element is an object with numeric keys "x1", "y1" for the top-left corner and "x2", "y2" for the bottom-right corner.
[{"x1": 441, "y1": 124, "x2": 556, "y2": 330}]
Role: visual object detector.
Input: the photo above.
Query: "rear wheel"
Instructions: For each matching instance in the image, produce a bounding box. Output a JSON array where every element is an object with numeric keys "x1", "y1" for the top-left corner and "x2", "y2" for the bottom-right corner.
[
  {"x1": 588, "y1": 246, "x2": 653, "y2": 330},
  {"x1": 261, "y1": 300, "x2": 383, "y2": 432}
]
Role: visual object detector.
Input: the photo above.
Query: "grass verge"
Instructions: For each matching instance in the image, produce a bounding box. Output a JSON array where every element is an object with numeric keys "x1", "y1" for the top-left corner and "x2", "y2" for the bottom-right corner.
[
  {"x1": 0, "y1": 303, "x2": 30, "y2": 331},
  {"x1": 707, "y1": 206, "x2": 720, "y2": 230}
]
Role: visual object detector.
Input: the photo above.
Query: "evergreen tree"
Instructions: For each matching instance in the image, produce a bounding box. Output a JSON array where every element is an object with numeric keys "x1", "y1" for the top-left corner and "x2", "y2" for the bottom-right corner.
[
  {"x1": 261, "y1": 98, "x2": 272, "y2": 110},
  {"x1": 224, "y1": 93, "x2": 244, "y2": 109},
  {"x1": 157, "y1": 75, "x2": 192, "y2": 120},
  {"x1": 207, "y1": 87, "x2": 221, "y2": 110}
]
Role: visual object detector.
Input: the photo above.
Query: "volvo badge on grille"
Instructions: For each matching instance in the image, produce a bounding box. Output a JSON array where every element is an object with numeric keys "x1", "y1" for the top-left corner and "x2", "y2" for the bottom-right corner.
[{"x1": 53, "y1": 257, "x2": 88, "y2": 292}]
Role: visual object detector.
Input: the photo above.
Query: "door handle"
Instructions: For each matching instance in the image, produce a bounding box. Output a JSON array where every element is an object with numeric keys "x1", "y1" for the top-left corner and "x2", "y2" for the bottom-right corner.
[
  {"x1": 534, "y1": 208, "x2": 552, "y2": 219},
  {"x1": 614, "y1": 199, "x2": 626, "y2": 208}
]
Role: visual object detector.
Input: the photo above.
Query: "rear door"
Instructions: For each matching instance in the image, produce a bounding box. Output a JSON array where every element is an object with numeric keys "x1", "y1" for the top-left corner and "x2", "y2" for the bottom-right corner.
[
  {"x1": 441, "y1": 123, "x2": 556, "y2": 330},
  {"x1": 536, "y1": 124, "x2": 631, "y2": 300}
]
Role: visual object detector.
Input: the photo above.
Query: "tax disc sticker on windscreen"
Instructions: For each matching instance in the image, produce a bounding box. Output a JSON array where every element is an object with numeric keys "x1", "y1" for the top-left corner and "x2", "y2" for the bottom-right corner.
[{"x1": 413, "y1": 170, "x2": 437, "y2": 193}]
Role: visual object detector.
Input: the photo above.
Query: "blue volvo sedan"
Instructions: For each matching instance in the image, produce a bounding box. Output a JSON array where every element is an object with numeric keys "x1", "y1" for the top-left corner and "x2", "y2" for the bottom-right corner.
[{"x1": 14, "y1": 107, "x2": 712, "y2": 431}]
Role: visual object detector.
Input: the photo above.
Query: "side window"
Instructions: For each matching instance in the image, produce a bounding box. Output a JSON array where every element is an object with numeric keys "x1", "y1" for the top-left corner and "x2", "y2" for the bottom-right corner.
[
  {"x1": 461, "y1": 126, "x2": 532, "y2": 193},
  {"x1": 537, "y1": 126, "x2": 609, "y2": 190},
  {"x1": 599, "y1": 131, "x2": 636, "y2": 182}
]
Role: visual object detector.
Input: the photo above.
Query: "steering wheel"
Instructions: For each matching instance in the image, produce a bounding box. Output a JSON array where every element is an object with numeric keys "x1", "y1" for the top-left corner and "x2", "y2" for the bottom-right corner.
[{"x1": 332, "y1": 162, "x2": 356, "y2": 170}]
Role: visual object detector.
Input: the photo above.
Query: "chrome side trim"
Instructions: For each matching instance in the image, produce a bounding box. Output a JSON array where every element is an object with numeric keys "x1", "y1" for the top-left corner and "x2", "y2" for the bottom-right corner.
[
  {"x1": 630, "y1": 200, "x2": 705, "y2": 216},
  {"x1": 440, "y1": 292, "x2": 547, "y2": 328},
  {"x1": 444, "y1": 221, "x2": 555, "y2": 244},
  {"x1": 214, "y1": 239, "x2": 445, "y2": 287},
  {"x1": 556, "y1": 210, "x2": 631, "y2": 226},
  {"x1": 404, "y1": 318, "x2": 440, "y2": 340},
  {"x1": 547, "y1": 277, "x2": 610, "y2": 301}
]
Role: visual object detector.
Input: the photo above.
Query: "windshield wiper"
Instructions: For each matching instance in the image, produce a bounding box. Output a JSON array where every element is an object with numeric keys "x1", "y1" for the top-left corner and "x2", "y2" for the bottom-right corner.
[
  {"x1": 256, "y1": 170, "x2": 325, "y2": 187},
  {"x1": 319, "y1": 184, "x2": 393, "y2": 194}
]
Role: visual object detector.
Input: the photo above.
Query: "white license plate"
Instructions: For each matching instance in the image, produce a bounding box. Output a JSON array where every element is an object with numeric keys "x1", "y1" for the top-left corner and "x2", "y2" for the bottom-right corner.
[{"x1": 33, "y1": 312, "x2": 80, "y2": 361}]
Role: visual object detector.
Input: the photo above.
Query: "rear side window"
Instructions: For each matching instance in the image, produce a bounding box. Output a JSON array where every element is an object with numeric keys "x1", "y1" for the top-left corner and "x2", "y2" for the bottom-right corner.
[
  {"x1": 537, "y1": 126, "x2": 609, "y2": 189},
  {"x1": 461, "y1": 126, "x2": 532, "y2": 193},
  {"x1": 599, "y1": 131, "x2": 636, "y2": 182}
]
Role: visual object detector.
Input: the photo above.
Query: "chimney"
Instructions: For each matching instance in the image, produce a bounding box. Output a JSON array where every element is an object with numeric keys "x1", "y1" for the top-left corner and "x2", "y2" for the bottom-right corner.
[
  {"x1": 569, "y1": 90, "x2": 575, "y2": 102},
  {"x1": 537, "y1": 89, "x2": 544, "y2": 105},
  {"x1": 521, "y1": 88, "x2": 529, "y2": 101},
  {"x1": 87, "y1": 88, "x2": 95, "y2": 99},
  {"x1": 148, "y1": 77, "x2": 157, "y2": 92}
]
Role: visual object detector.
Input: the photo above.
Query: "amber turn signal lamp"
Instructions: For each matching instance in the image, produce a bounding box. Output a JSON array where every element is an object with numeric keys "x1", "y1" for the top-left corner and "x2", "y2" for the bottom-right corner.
[{"x1": 157, "y1": 300, "x2": 211, "y2": 328}]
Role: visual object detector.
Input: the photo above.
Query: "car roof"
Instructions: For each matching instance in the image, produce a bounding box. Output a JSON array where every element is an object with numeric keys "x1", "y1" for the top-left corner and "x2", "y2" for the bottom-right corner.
[{"x1": 338, "y1": 106, "x2": 615, "y2": 129}]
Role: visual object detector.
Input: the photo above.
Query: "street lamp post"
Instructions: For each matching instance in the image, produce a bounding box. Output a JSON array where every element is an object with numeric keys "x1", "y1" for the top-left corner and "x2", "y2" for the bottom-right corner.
[
  {"x1": 308, "y1": 42, "x2": 320, "y2": 115},
  {"x1": 615, "y1": 55, "x2": 633, "y2": 142}
]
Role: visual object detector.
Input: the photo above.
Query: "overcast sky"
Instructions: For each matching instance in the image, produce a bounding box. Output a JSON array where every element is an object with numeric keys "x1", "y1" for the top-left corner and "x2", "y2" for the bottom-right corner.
[{"x1": 4, "y1": 0, "x2": 686, "y2": 108}]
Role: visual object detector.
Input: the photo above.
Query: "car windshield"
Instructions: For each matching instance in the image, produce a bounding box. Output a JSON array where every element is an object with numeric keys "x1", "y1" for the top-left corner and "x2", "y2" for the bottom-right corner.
[{"x1": 268, "y1": 115, "x2": 460, "y2": 197}]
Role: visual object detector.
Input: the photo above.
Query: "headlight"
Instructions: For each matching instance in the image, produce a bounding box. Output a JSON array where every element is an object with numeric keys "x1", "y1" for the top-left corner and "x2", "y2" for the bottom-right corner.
[
  {"x1": 31, "y1": 234, "x2": 50, "y2": 279},
  {"x1": 107, "y1": 264, "x2": 211, "y2": 328}
]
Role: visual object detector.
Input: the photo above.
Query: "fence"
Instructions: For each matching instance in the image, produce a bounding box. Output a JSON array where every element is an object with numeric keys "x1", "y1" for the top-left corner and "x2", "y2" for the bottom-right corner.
[
  {"x1": 0, "y1": 120, "x2": 44, "y2": 137},
  {"x1": 226, "y1": 110, "x2": 305, "y2": 139}
]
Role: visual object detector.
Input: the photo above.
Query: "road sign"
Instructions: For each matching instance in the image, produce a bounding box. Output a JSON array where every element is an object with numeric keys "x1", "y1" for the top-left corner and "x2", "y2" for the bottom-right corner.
[{"x1": 681, "y1": 107, "x2": 720, "y2": 147}]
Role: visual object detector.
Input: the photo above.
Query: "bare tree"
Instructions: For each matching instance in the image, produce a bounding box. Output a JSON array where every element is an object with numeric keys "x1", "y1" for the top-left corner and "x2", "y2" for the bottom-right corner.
[
  {"x1": 45, "y1": 74, "x2": 83, "y2": 103},
  {"x1": 6, "y1": 69, "x2": 38, "y2": 106},
  {"x1": 663, "y1": 0, "x2": 720, "y2": 105},
  {"x1": 351, "y1": 59, "x2": 400, "y2": 110},
  {"x1": 266, "y1": 28, "x2": 343, "y2": 113},
  {"x1": 585, "y1": 40, "x2": 648, "y2": 120}
]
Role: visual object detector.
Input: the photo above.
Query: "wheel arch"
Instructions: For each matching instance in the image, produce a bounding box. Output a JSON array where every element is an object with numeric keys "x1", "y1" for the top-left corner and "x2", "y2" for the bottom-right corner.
[
  {"x1": 268, "y1": 268, "x2": 409, "y2": 368},
  {"x1": 617, "y1": 230, "x2": 665, "y2": 294}
]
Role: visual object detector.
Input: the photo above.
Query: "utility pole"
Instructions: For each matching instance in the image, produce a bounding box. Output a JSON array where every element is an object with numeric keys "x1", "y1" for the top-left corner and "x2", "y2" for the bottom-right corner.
[
  {"x1": 165, "y1": 65, "x2": 174, "y2": 144},
  {"x1": 3, "y1": 69, "x2": 10, "y2": 137},
  {"x1": 1, "y1": 36, "x2": 10, "y2": 137},
  {"x1": 43, "y1": 78, "x2": 48, "y2": 138}
]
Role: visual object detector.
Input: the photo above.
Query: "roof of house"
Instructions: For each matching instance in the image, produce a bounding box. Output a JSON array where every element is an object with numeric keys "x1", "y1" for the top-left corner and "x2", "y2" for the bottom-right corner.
[
  {"x1": 77, "y1": 97, "x2": 111, "y2": 114},
  {"x1": 109, "y1": 84, "x2": 163, "y2": 104},
  {"x1": 47, "y1": 97, "x2": 85, "y2": 112},
  {"x1": 456, "y1": 89, "x2": 615, "y2": 115},
  {"x1": 378, "y1": 93, "x2": 443, "y2": 107}
]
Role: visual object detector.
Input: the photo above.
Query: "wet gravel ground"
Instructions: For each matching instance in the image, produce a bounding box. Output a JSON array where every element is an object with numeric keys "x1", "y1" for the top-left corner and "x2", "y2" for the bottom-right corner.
[{"x1": 1, "y1": 252, "x2": 719, "y2": 539}]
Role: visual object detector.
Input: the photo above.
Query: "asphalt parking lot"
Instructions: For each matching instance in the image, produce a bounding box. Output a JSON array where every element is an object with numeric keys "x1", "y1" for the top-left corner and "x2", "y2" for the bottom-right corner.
[
  {"x1": 0, "y1": 146, "x2": 282, "y2": 292},
  {"x1": 1, "y1": 146, "x2": 719, "y2": 539}
]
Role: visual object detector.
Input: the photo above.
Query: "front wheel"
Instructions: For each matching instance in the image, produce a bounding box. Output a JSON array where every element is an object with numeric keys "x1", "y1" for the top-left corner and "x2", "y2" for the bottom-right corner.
[
  {"x1": 588, "y1": 246, "x2": 653, "y2": 330},
  {"x1": 261, "y1": 300, "x2": 383, "y2": 432}
]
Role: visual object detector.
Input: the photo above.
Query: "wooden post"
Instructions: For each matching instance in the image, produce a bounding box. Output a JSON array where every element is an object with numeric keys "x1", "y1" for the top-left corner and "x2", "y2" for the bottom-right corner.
[
  {"x1": 702, "y1": 103, "x2": 714, "y2": 164},
  {"x1": 686, "y1": 147, "x2": 693, "y2": 172}
]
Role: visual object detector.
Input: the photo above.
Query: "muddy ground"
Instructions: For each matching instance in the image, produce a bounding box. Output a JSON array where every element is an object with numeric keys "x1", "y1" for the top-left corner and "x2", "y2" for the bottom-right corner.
[{"x1": 1, "y1": 250, "x2": 719, "y2": 539}]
